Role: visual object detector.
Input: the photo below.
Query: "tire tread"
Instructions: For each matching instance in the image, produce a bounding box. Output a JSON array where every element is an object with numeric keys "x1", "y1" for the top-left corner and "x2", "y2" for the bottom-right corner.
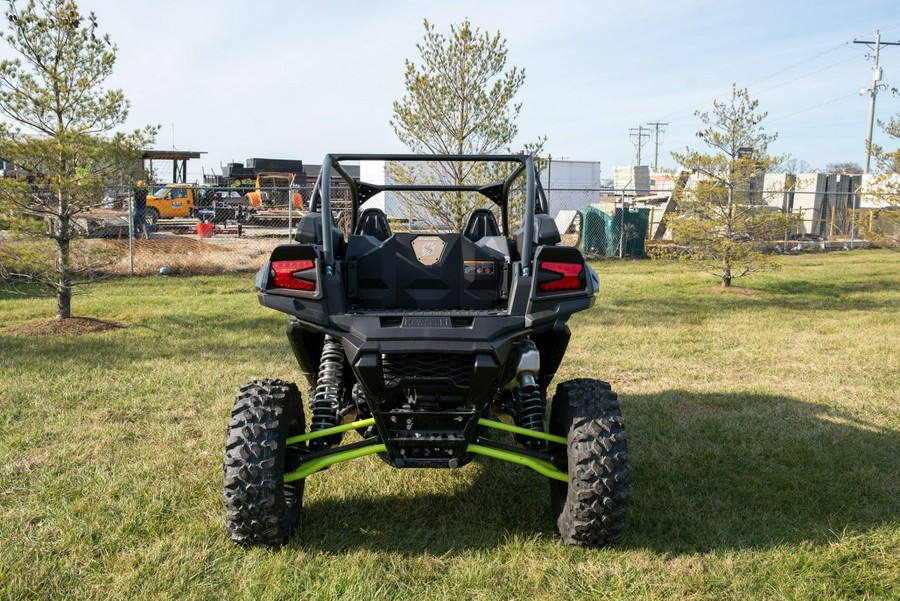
[
  {"x1": 551, "y1": 378, "x2": 629, "y2": 547},
  {"x1": 222, "y1": 378, "x2": 304, "y2": 546}
]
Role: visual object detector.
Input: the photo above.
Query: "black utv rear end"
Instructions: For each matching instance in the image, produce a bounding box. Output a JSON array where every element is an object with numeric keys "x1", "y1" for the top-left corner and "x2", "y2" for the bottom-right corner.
[{"x1": 224, "y1": 154, "x2": 628, "y2": 547}]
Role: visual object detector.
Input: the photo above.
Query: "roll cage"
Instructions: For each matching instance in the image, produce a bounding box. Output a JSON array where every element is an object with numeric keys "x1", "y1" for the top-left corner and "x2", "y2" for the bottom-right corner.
[{"x1": 306, "y1": 154, "x2": 550, "y2": 269}]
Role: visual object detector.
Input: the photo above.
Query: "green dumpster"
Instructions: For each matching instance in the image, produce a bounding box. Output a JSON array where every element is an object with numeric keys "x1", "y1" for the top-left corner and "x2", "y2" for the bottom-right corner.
[
  {"x1": 579, "y1": 206, "x2": 650, "y2": 257},
  {"x1": 620, "y1": 207, "x2": 650, "y2": 256},
  {"x1": 578, "y1": 206, "x2": 608, "y2": 255}
]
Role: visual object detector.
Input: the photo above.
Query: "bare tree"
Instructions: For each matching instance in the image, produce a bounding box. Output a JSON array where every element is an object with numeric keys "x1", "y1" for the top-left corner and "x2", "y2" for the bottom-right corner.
[
  {"x1": 776, "y1": 157, "x2": 812, "y2": 174},
  {"x1": 824, "y1": 161, "x2": 863, "y2": 174}
]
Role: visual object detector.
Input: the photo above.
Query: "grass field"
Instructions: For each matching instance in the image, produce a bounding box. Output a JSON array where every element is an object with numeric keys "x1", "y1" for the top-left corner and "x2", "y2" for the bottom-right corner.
[{"x1": 1, "y1": 251, "x2": 898, "y2": 600}]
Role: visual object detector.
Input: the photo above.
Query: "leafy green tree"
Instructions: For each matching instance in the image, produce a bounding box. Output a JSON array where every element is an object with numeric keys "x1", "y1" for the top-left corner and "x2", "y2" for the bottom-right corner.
[
  {"x1": 390, "y1": 18, "x2": 543, "y2": 231},
  {"x1": 667, "y1": 85, "x2": 794, "y2": 287},
  {"x1": 0, "y1": 0, "x2": 155, "y2": 318}
]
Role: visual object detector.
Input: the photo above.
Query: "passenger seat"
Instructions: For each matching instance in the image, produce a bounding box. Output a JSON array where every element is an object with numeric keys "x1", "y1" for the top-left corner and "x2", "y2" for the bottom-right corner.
[
  {"x1": 463, "y1": 208, "x2": 500, "y2": 242},
  {"x1": 355, "y1": 208, "x2": 392, "y2": 241}
]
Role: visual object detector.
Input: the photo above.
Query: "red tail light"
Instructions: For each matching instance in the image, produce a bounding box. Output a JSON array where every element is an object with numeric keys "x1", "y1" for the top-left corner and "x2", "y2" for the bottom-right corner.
[
  {"x1": 272, "y1": 259, "x2": 316, "y2": 291},
  {"x1": 538, "y1": 261, "x2": 584, "y2": 293}
]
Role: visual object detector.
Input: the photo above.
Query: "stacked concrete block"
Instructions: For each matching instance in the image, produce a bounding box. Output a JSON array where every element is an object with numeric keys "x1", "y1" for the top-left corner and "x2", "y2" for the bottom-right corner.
[
  {"x1": 833, "y1": 174, "x2": 862, "y2": 235},
  {"x1": 792, "y1": 173, "x2": 835, "y2": 236},
  {"x1": 762, "y1": 173, "x2": 795, "y2": 211},
  {"x1": 860, "y1": 173, "x2": 900, "y2": 208},
  {"x1": 613, "y1": 165, "x2": 650, "y2": 196}
]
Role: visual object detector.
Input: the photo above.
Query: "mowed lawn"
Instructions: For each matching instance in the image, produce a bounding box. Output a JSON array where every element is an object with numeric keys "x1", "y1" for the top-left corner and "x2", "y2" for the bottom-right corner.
[{"x1": 0, "y1": 250, "x2": 897, "y2": 600}]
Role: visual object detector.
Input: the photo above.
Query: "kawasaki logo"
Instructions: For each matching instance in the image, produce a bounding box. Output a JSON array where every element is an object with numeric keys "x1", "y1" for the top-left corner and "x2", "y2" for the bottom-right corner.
[
  {"x1": 411, "y1": 236, "x2": 445, "y2": 266},
  {"x1": 402, "y1": 316, "x2": 452, "y2": 328}
]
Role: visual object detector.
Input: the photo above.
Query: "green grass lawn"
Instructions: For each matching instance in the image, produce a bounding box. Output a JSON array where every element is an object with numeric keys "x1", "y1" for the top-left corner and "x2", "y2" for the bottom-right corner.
[{"x1": 1, "y1": 251, "x2": 898, "y2": 600}]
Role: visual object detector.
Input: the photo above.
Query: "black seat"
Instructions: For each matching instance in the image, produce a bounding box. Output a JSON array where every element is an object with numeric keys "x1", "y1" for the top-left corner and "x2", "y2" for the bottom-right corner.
[
  {"x1": 294, "y1": 211, "x2": 345, "y2": 257},
  {"x1": 514, "y1": 213, "x2": 561, "y2": 257},
  {"x1": 355, "y1": 208, "x2": 391, "y2": 241},
  {"x1": 463, "y1": 208, "x2": 500, "y2": 242}
]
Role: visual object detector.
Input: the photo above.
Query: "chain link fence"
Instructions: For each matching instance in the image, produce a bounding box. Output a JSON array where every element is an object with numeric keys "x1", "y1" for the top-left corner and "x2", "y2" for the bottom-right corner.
[
  {"x1": 74, "y1": 183, "x2": 343, "y2": 276},
  {"x1": 1, "y1": 182, "x2": 893, "y2": 280}
]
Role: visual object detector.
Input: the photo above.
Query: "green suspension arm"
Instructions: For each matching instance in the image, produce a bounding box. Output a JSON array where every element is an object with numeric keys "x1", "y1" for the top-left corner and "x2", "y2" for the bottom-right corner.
[{"x1": 282, "y1": 416, "x2": 569, "y2": 483}]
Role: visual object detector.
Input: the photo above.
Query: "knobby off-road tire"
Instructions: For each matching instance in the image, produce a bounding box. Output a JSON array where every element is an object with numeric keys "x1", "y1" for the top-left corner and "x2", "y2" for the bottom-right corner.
[
  {"x1": 223, "y1": 379, "x2": 305, "y2": 546},
  {"x1": 549, "y1": 378, "x2": 629, "y2": 547}
]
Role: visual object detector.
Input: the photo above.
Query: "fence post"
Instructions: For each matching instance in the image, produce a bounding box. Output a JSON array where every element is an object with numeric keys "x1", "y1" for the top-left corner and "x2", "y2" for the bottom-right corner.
[
  {"x1": 618, "y1": 182, "x2": 630, "y2": 259},
  {"x1": 128, "y1": 194, "x2": 134, "y2": 276},
  {"x1": 287, "y1": 184, "x2": 293, "y2": 242},
  {"x1": 784, "y1": 202, "x2": 789, "y2": 252},
  {"x1": 830, "y1": 205, "x2": 836, "y2": 238}
]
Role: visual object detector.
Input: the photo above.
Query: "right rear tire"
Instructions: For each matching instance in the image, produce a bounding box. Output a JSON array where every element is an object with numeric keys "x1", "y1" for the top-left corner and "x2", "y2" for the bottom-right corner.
[
  {"x1": 549, "y1": 378, "x2": 629, "y2": 547},
  {"x1": 223, "y1": 379, "x2": 305, "y2": 547}
]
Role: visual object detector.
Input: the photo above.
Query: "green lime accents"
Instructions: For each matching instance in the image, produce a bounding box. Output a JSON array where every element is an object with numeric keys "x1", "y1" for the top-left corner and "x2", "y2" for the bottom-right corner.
[
  {"x1": 467, "y1": 444, "x2": 567, "y2": 481},
  {"x1": 284, "y1": 442, "x2": 387, "y2": 483},
  {"x1": 285, "y1": 417, "x2": 376, "y2": 445},
  {"x1": 476, "y1": 418, "x2": 566, "y2": 445}
]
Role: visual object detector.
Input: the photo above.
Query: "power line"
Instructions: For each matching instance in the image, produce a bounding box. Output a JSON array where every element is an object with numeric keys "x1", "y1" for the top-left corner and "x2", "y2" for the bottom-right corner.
[
  {"x1": 751, "y1": 55, "x2": 859, "y2": 95},
  {"x1": 659, "y1": 34, "x2": 865, "y2": 123},
  {"x1": 745, "y1": 39, "x2": 854, "y2": 89},
  {"x1": 767, "y1": 92, "x2": 857, "y2": 123}
]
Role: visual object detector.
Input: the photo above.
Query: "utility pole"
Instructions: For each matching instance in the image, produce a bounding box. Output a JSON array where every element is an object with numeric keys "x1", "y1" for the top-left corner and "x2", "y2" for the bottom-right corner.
[
  {"x1": 646, "y1": 121, "x2": 668, "y2": 171},
  {"x1": 855, "y1": 31, "x2": 900, "y2": 173},
  {"x1": 629, "y1": 126, "x2": 650, "y2": 166}
]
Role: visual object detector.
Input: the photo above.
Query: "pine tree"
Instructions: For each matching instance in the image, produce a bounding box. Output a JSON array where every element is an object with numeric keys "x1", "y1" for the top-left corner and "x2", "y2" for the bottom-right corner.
[
  {"x1": 669, "y1": 86, "x2": 794, "y2": 287},
  {"x1": 390, "y1": 19, "x2": 542, "y2": 232},
  {"x1": 0, "y1": 0, "x2": 155, "y2": 318}
]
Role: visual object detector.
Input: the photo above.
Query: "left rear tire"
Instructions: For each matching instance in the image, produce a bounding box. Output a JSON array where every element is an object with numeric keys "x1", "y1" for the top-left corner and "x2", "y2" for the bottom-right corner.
[{"x1": 223, "y1": 379, "x2": 305, "y2": 546}]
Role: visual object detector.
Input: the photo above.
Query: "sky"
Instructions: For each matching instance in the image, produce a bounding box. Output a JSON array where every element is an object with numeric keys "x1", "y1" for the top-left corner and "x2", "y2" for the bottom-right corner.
[{"x1": 6, "y1": 0, "x2": 900, "y2": 181}]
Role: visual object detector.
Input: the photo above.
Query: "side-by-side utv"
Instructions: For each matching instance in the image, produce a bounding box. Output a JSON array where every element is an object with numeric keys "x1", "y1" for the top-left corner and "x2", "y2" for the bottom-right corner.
[{"x1": 223, "y1": 154, "x2": 628, "y2": 547}]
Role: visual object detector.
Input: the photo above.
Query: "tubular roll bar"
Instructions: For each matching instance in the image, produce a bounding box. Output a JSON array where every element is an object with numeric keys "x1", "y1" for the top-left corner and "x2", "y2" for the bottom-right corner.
[{"x1": 309, "y1": 154, "x2": 538, "y2": 271}]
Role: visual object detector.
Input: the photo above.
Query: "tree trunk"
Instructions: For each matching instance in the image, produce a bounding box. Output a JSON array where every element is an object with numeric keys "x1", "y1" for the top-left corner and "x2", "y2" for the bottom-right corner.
[
  {"x1": 722, "y1": 261, "x2": 732, "y2": 287},
  {"x1": 56, "y1": 218, "x2": 72, "y2": 319},
  {"x1": 57, "y1": 280, "x2": 72, "y2": 319}
]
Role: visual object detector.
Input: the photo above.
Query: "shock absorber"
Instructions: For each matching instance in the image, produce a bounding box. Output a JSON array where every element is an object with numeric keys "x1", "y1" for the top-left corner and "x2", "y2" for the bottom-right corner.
[
  {"x1": 501, "y1": 340, "x2": 546, "y2": 447},
  {"x1": 515, "y1": 375, "x2": 546, "y2": 448},
  {"x1": 516, "y1": 380, "x2": 545, "y2": 433},
  {"x1": 310, "y1": 335, "x2": 344, "y2": 448}
]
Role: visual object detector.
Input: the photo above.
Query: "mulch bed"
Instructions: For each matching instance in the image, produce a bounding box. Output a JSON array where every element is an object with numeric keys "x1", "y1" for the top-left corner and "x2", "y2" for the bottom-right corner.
[{"x1": 2, "y1": 317, "x2": 127, "y2": 336}]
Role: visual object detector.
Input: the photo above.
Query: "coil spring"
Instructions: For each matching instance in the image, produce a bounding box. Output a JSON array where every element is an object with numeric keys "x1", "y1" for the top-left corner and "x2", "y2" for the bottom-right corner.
[
  {"x1": 517, "y1": 383, "x2": 546, "y2": 441},
  {"x1": 311, "y1": 335, "x2": 343, "y2": 437}
]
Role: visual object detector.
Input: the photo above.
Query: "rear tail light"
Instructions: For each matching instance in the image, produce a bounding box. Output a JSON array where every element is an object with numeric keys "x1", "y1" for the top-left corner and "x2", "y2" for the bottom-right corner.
[
  {"x1": 538, "y1": 261, "x2": 584, "y2": 293},
  {"x1": 272, "y1": 259, "x2": 316, "y2": 291}
]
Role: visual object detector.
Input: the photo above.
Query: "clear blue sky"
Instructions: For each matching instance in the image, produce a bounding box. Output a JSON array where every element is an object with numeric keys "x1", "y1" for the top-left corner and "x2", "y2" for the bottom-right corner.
[{"x1": 14, "y1": 0, "x2": 900, "y2": 179}]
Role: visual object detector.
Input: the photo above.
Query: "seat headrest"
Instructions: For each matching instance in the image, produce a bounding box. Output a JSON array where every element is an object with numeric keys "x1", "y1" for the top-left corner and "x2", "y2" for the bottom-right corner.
[
  {"x1": 355, "y1": 208, "x2": 391, "y2": 242},
  {"x1": 464, "y1": 208, "x2": 501, "y2": 242}
]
